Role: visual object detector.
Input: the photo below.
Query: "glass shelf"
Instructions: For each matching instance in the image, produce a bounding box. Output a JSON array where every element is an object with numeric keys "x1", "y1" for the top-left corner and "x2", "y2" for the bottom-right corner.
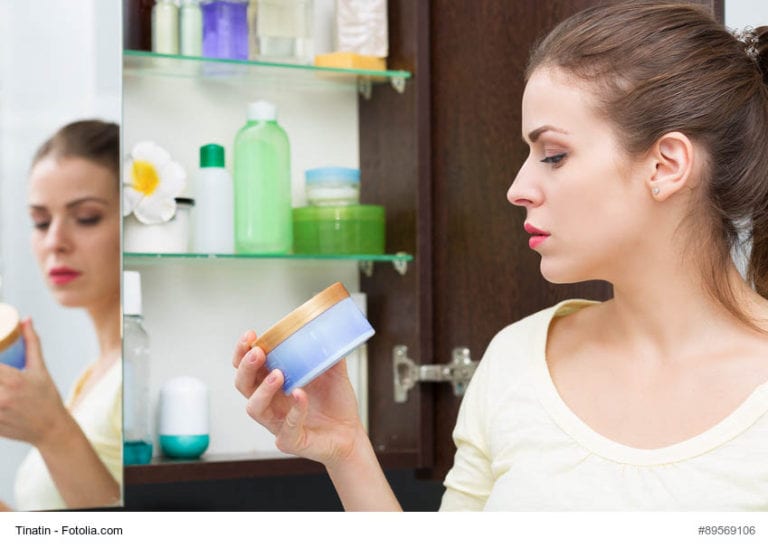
[
  {"x1": 123, "y1": 50, "x2": 411, "y2": 94},
  {"x1": 123, "y1": 251, "x2": 414, "y2": 275}
]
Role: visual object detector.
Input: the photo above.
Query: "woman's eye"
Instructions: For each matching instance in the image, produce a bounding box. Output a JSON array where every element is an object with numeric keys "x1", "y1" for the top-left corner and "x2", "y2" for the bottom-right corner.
[
  {"x1": 541, "y1": 153, "x2": 567, "y2": 165},
  {"x1": 30, "y1": 216, "x2": 50, "y2": 230},
  {"x1": 77, "y1": 216, "x2": 102, "y2": 226}
]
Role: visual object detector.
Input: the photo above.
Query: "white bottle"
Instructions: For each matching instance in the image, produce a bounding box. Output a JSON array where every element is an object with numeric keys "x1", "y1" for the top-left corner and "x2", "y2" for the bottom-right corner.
[
  {"x1": 194, "y1": 143, "x2": 234, "y2": 254},
  {"x1": 152, "y1": 0, "x2": 180, "y2": 55},
  {"x1": 180, "y1": 0, "x2": 203, "y2": 56}
]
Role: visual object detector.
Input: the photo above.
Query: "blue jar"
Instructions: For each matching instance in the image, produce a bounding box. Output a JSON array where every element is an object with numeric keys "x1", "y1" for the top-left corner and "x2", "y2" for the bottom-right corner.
[{"x1": 254, "y1": 282, "x2": 375, "y2": 393}]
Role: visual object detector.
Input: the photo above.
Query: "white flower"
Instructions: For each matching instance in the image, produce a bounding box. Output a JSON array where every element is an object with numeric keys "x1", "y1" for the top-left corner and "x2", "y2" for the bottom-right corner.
[{"x1": 123, "y1": 141, "x2": 186, "y2": 224}]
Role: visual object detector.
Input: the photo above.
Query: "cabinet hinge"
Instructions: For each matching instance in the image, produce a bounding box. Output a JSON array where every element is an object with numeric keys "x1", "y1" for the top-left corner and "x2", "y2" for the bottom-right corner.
[{"x1": 393, "y1": 345, "x2": 478, "y2": 403}]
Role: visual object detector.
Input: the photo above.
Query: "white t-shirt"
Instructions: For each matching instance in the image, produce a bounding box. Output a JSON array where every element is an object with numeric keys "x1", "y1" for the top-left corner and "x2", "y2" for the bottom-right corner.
[
  {"x1": 14, "y1": 360, "x2": 122, "y2": 511},
  {"x1": 440, "y1": 300, "x2": 768, "y2": 511}
]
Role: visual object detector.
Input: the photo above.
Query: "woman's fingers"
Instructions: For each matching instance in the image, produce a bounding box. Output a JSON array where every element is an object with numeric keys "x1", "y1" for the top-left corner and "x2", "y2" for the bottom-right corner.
[
  {"x1": 245, "y1": 368, "x2": 285, "y2": 433},
  {"x1": 20, "y1": 318, "x2": 45, "y2": 372},
  {"x1": 275, "y1": 389, "x2": 309, "y2": 454},
  {"x1": 232, "y1": 330, "x2": 257, "y2": 369},
  {"x1": 234, "y1": 346, "x2": 267, "y2": 398}
]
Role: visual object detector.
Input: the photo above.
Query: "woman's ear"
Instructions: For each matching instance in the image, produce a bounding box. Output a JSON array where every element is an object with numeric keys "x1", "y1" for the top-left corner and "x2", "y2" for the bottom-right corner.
[{"x1": 646, "y1": 131, "x2": 694, "y2": 201}]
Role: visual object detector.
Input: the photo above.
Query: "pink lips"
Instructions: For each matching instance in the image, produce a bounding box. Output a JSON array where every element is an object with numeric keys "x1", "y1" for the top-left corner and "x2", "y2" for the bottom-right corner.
[
  {"x1": 524, "y1": 223, "x2": 550, "y2": 249},
  {"x1": 49, "y1": 266, "x2": 82, "y2": 285}
]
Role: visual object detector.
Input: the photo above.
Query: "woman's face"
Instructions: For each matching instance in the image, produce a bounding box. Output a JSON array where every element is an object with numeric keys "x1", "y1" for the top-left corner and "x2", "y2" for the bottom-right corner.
[
  {"x1": 28, "y1": 156, "x2": 120, "y2": 310},
  {"x1": 508, "y1": 67, "x2": 654, "y2": 284}
]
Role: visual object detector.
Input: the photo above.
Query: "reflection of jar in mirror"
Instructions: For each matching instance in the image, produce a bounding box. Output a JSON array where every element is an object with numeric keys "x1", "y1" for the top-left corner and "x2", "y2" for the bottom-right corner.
[{"x1": 0, "y1": 303, "x2": 26, "y2": 370}]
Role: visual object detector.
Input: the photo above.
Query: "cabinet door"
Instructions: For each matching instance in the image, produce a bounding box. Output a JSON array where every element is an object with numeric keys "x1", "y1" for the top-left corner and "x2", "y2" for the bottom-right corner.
[{"x1": 360, "y1": 0, "x2": 722, "y2": 480}]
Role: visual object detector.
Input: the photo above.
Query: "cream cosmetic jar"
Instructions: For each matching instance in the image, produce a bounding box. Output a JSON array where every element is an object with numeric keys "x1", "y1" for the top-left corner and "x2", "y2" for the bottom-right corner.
[
  {"x1": 124, "y1": 197, "x2": 195, "y2": 253},
  {"x1": 0, "y1": 303, "x2": 25, "y2": 370},
  {"x1": 253, "y1": 282, "x2": 374, "y2": 393}
]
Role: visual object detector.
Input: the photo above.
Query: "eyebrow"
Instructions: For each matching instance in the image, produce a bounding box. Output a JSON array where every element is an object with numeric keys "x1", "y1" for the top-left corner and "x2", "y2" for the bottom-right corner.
[
  {"x1": 29, "y1": 197, "x2": 110, "y2": 211},
  {"x1": 526, "y1": 125, "x2": 569, "y2": 143}
]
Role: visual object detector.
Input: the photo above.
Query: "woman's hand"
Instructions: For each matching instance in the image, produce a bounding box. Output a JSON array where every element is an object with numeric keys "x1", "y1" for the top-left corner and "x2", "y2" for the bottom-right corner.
[
  {"x1": 233, "y1": 330, "x2": 366, "y2": 468},
  {"x1": 0, "y1": 319, "x2": 69, "y2": 446}
]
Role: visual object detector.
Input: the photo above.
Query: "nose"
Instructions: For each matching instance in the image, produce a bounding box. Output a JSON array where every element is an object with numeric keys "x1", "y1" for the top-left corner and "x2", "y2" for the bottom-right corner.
[
  {"x1": 507, "y1": 157, "x2": 544, "y2": 208},
  {"x1": 43, "y1": 218, "x2": 73, "y2": 254}
]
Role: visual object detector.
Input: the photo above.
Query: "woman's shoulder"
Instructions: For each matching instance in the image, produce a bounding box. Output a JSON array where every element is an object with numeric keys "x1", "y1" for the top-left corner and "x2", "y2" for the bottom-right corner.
[
  {"x1": 478, "y1": 298, "x2": 602, "y2": 373},
  {"x1": 493, "y1": 298, "x2": 600, "y2": 343}
]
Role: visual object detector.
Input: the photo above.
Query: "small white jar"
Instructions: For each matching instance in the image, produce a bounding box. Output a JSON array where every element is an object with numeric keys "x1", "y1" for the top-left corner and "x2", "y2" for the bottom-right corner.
[
  {"x1": 158, "y1": 376, "x2": 210, "y2": 459},
  {"x1": 124, "y1": 198, "x2": 195, "y2": 253}
]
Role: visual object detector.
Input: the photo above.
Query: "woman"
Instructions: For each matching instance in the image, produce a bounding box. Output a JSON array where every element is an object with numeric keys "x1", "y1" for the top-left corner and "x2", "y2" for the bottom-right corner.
[
  {"x1": 0, "y1": 120, "x2": 121, "y2": 511},
  {"x1": 232, "y1": 2, "x2": 768, "y2": 510}
]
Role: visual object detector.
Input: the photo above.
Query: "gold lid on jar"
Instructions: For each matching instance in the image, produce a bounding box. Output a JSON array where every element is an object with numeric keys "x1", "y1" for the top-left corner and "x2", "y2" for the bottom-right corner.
[
  {"x1": 0, "y1": 303, "x2": 22, "y2": 353},
  {"x1": 252, "y1": 282, "x2": 350, "y2": 355}
]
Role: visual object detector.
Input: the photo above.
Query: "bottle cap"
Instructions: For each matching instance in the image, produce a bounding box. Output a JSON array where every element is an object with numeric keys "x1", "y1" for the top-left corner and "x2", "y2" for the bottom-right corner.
[
  {"x1": 305, "y1": 166, "x2": 360, "y2": 185},
  {"x1": 200, "y1": 144, "x2": 225, "y2": 168},
  {"x1": 253, "y1": 282, "x2": 350, "y2": 354},
  {"x1": 123, "y1": 271, "x2": 142, "y2": 316},
  {"x1": 247, "y1": 101, "x2": 277, "y2": 121}
]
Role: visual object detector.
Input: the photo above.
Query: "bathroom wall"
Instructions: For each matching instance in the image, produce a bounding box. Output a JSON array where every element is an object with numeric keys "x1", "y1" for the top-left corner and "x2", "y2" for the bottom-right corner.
[
  {"x1": 725, "y1": 0, "x2": 768, "y2": 28},
  {"x1": 0, "y1": 0, "x2": 120, "y2": 508}
]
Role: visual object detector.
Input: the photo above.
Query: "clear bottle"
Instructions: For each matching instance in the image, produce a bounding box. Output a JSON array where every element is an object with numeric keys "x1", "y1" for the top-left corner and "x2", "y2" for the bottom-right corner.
[
  {"x1": 194, "y1": 143, "x2": 234, "y2": 254},
  {"x1": 234, "y1": 101, "x2": 292, "y2": 253},
  {"x1": 201, "y1": 0, "x2": 249, "y2": 60},
  {"x1": 180, "y1": 0, "x2": 203, "y2": 56},
  {"x1": 254, "y1": 0, "x2": 313, "y2": 62},
  {"x1": 123, "y1": 271, "x2": 153, "y2": 466},
  {"x1": 152, "y1": 0, "x2": 180, "y2": 55}
]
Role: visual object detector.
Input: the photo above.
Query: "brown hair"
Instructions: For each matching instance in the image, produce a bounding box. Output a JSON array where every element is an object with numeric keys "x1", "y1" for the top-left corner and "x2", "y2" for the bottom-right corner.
[
  {"x1": 32, "y1": 119, "x2": 119, "y2": 178},
  {"x1": 528, "y1": 1, "x2": 768, "y2": 326}
]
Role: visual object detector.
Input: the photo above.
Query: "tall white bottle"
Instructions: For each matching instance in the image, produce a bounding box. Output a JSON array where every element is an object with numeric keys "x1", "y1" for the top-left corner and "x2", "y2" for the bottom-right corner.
[
  {"x1": 194, "y1": 143, "x2": 234, "y2": 254},
  {"x1": 180, "y1": 0, "x2": 203, "y2": 56}
]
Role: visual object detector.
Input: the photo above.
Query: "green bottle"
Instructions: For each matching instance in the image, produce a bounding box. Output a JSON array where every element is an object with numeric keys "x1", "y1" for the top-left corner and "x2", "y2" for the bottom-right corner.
[{"x1": 234, "y1": 100, "x2": 292, "y2": 253}]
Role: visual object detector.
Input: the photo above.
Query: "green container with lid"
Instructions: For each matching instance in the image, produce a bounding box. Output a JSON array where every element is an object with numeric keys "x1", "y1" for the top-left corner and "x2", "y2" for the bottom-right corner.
[{"x1": 292, "y1": 205, "x2": 385, "y2": 255}]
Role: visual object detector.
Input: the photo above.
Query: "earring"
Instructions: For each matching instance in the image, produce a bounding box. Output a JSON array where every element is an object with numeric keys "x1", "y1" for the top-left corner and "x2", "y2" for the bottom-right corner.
[{"x1": 652, "y1": 186, "x2": 661, "y2": 196}]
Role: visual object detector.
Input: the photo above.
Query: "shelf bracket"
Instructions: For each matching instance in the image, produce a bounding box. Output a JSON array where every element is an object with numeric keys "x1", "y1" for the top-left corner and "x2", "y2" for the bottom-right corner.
[
  {"x1": 358, "y1": 77, "x2": 373, "y2": 100},
  {"x1": 359, "y1": 253, "x2": 411, "y2": 277},
  {"x1": 392, "y1": 256, "x2": 409, "y2": 275},
  {"x1": 359, "y1": 260, "x2": 374, "y2": 277},
  {"x1": 393, "y1": 345, "x2": 478, "y2": 403},
  {"x1": 390, "y1": 75, "x2": 406, "y2": 94}
]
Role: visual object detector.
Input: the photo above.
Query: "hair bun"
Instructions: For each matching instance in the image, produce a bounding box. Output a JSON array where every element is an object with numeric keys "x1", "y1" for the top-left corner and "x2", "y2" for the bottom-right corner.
[
  {"x1": 735, "y1": 27, "x2": 768, "y2": 83},
  {"x1": 757, "y1": 26, "x2": 768, "y2": 85}
]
